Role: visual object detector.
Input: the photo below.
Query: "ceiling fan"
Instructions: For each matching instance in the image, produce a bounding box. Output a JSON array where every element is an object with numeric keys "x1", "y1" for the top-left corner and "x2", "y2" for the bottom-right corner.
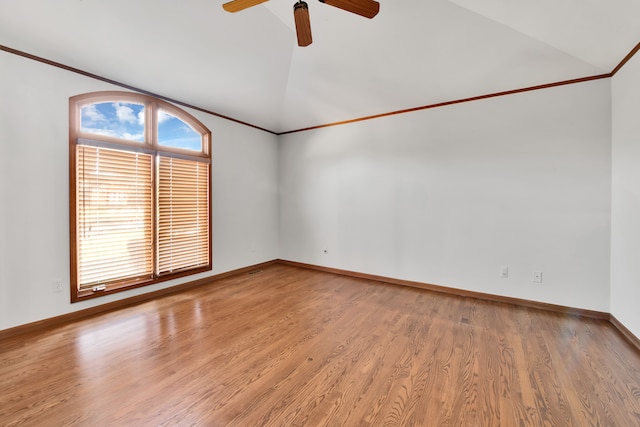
[{"x1": 222, "y1": 0, "x2": 380, "y2": 47}]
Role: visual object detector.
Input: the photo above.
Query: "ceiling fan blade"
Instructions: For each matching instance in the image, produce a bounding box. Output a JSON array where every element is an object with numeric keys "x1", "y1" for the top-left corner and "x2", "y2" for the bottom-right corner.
[
  {"x1": 223, "y1": 0, "x2": 269, "y2": 12},
  {"x1": 318, "y1": 0, "x2": 379, "y2": 18},
  {"x1": 294, "y1": 1, "x2": 313, "y2": 47}
]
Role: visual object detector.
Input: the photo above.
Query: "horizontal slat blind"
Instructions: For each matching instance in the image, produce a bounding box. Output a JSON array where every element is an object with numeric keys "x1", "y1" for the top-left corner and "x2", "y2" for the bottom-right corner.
[
  {"x1": 157, "y1": 156, "x2": 209, "y2": 275},
  {"x1": 77, "y1": 146, "x2": 153, "y2": 290}
]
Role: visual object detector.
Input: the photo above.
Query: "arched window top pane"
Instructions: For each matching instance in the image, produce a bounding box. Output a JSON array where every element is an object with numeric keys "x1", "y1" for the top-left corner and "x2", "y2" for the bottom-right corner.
[
  {"x1": 80, "y1": 101, "x2": 145, "y2": 142},
  {"x1": 157, "y1": 109, "x2": 202, "y2": 152}
]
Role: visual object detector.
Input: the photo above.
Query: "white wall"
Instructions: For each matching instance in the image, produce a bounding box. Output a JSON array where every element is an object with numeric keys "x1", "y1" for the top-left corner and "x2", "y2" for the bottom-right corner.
[
  {"x1": 0, "y1": 51, "x2": 279, "y2": 331},
  {"x1": 279, "y1": 80, "x2": 612, "y2": 311},
  {"x1": 611, "y1": 52, "x2": 640, "y2": 338},
  {"x1": 0, "y1": 78, "x2": 7, "y2": 328},
  {"x1": 0, "y1": 47, "x2": 622, "y2": 331}
]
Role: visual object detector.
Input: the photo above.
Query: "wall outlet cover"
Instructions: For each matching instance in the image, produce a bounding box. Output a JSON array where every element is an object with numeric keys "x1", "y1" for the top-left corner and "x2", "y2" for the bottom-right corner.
[
  {"x1": 533, "y1": 271, "x2": 543, "y2": 283},
  {"x1": 500, "y1": 265, "x2": 509, "y2": 278}
]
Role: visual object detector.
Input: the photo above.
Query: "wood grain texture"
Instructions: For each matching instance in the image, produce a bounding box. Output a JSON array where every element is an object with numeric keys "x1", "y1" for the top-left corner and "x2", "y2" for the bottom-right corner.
[
  {"x1": 278, "y1": 259, "x2": 610, "y2": 321},
  {"x1": 1, "y1": 264, "x2": 639, "y2": 426},
  {"x1": 0, "y1": 260, "x2": 278, "y2": 341}
]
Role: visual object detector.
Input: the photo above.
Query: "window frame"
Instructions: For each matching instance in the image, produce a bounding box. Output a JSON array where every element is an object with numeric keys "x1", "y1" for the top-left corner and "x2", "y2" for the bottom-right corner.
[{"x1": 69, "y1": 91, "x2": 212, "y2": 302}]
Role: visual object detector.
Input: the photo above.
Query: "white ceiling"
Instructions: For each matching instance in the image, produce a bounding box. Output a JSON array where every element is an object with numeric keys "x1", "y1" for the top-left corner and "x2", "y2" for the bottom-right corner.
[{"x1": 1, "y1": 0, "x2": 639, "y2": 133}]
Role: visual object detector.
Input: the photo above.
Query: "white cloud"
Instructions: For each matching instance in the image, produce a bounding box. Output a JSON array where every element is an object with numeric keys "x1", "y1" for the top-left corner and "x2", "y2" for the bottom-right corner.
[
  {"x1": 158, "y1": 110, "x2": 173, "y2": 124},
  {"x1": 122, "y1": 132, "x2": 145, "y2": 142},
  {"x1": 81, "y1": 128, "x2": 144, "y2": 142},
  {"x1": 114, "y1": 102, "x2": 138, "y2": 124},
  {"x1": 81, "y1": 104, "x2": 107, "y2": 124},
  {"x1": 137, "y1": 110, "x2": 145, "y2": 126},
  {"x1": 83, "y1": 127, "x2": 119, "y2": 138}
]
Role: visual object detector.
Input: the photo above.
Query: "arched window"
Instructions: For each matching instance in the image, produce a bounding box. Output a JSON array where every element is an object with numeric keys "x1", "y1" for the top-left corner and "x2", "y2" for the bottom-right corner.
[{"x1": 69, "y1": 91, "x2": 212, "y2": 301}]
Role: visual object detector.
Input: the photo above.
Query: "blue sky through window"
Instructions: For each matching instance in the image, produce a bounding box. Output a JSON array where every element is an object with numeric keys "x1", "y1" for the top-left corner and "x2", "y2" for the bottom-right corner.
[
  {"x1": 80, "y1": 102, "x2": 202, "y2": 151},
  {"x1": 81, "y1": 102, "x2": 145, "y2": 142},
  {"x1": 158, "y1": 110, "x2": 201, "y2": 151}
]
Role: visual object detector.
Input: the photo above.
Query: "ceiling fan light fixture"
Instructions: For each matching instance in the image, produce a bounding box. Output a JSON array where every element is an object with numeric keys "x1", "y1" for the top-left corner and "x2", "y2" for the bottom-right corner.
[{"x1": 294, "y1": 1, "x2": 313, "y2": 47}]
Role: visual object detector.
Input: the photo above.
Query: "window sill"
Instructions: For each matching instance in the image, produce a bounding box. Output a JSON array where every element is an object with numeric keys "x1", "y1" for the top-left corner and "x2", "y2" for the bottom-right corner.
[{"x1": 72, "y1": 265, "x2": 212, "y2": 302}]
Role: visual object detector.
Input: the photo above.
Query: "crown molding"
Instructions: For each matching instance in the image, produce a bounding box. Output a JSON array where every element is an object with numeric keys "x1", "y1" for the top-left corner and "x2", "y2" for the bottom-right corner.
[{"x1": 2, "y1": 40, "x2": 639, "y2": 135}]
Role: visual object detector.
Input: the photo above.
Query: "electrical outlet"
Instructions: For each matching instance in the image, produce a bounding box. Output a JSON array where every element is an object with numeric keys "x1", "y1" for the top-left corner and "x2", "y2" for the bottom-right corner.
[
  {"x1": 532, "y1": 271, "x2": 543, "y2": 283},
  {"x1": 499, "y1": 265, "x2": 509, "y2": 279},
  {"x1": 52, "y1": 280, "x2": 63, "y2": 293}
]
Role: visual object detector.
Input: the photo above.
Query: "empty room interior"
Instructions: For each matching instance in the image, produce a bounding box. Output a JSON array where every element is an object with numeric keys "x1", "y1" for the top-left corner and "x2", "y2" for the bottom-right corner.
[{"x1": 1, "y1": 0, "x2": 640, "y2": 425}]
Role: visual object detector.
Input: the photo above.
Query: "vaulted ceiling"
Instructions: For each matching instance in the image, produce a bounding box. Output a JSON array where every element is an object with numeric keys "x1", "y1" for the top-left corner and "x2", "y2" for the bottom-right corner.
[{"x1": 1, "y1": 0, "x2": 639, "y2": 133}]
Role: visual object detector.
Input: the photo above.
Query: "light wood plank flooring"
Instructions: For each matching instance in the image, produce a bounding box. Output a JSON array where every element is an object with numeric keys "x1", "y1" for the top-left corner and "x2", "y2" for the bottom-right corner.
[{"x1": 1, "y1": 264, "x2": 640, "y2": 426}]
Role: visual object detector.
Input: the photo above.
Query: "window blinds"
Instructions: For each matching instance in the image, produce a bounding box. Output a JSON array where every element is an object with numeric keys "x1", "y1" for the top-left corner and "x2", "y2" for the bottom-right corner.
[
  {"x1": 76, "y1": 146, "x2": 154, "y2": 291},
  {"x1": 157, "y1": 156, "x2": 210, "y2": 275}
]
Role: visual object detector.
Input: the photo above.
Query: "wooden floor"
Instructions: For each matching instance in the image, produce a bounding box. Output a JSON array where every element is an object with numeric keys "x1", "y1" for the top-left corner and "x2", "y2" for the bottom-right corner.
[{"x1": 1, "y1": 265, "x2": 640, "y2": 426}]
